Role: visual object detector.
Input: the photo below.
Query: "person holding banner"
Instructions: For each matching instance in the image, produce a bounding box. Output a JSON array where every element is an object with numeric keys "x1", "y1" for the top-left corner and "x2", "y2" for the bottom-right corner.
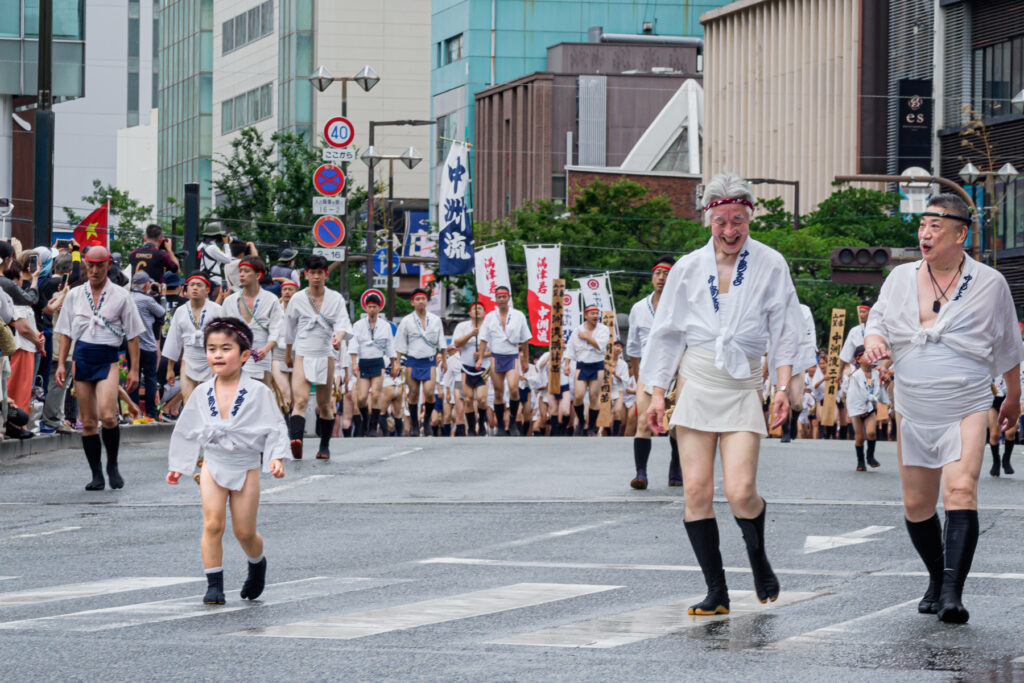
[
  {"x1": 642, "y1": 172, "x2": 804, "y2": 616},
  {"x1": 396, "y1": 288, "x2": 445, "y2": 437},
  {"x1": 627, "y1": 255, "x2": 682, "y2": 487},
  {"x1": 564, "y1": 304, "x2": 612, "y2": 436},
  {"x1": 476, "y1": 286, "x2": 531, "y2": 436},
  {"x1": 350, "y1": 291, "x2": 399, "y2": 437},
  {"x1": 862, "y1": 193, "x2": 1022, "y2": 624},
  {"x1": 453, "y1": 301, "x2": 490, "y2": 436}
]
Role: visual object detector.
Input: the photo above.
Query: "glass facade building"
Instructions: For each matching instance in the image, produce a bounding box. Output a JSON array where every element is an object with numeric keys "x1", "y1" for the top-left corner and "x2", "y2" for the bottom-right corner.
[
  {"x1": 0, "y1": 0, "x2": 86, "y2": 97},
  {"x1": 277, "y1": 0, "x2": 312, "y2": 139}
]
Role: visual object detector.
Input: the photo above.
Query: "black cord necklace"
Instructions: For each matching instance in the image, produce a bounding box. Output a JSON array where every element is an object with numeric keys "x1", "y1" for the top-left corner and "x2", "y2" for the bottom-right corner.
[{"x1": 926, "y1": 257, "x2": 964, "y2": 313}]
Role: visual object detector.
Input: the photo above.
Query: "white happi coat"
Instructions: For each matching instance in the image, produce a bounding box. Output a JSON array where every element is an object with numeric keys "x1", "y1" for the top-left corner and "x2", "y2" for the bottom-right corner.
[
  {"x1": 478, "y1": 307, "x2": 532, "y2": 357},
  {"x1": 865, "y1": 256, "x2": 1022, "y2": 468},
  {"x1": 162, "y1": 300, "x2": 223, "y2": 382},
  {"x1": 168, "y1": 375, "x2": 291, "y2": 490},
  {"x1": 639, "y1": 236, "x2": 804, "y2": 389},
  {"x1": 221, "y1": 290, "x2": 284, "y2": 376},
  {"x1": 846, "y1": 367, "x2": 890, "y2": 417},
  {"x1": 626, "y1": 294, "x2": 656, "y2": 361},
  {"x1": 54, "y1": 279, "x2": 146, "y2": 346},
  {"x1": 395, "y1": 311, "x2": 444, "y2": 359},
  {"x1": 283, "y1": 288, "x2": 352, "y2": 385},
  {"x1": 840, "y1": 323, "x2": 867, "y2": 364},
  {"x1": 796, "y1": 303, "x2": 818, "y2": 372}
]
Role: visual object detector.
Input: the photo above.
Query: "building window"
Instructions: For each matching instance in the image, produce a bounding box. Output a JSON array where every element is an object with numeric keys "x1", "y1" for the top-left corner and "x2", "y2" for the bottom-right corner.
[
  {"x1": 973, "y1": 36, "x2": 1024, "y2": 119},
  {"x1": 444, "y1": 34, "x2": 463, "y2": 65},
  {"x1": 221, "y1": 81, "x2": 273, "y2": 134},
  {"x1": 222, "y1": 1, "x2": 273, "y2": 54},
  {"x1": 436, "y1": 112, "x2": 455, "y2": 161}
]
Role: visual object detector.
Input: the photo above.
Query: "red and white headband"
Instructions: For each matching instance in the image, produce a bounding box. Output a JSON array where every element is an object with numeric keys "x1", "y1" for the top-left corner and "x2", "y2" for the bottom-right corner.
[
  {"x1": 652, "y1": 263, "x2": 672, "y2": 273},
  {"x1": 186, "y1": 274, "x2": 211, "y2": 289},
  {"x1": 703, "y1": 197, "x2": 754, "y2": 212}
]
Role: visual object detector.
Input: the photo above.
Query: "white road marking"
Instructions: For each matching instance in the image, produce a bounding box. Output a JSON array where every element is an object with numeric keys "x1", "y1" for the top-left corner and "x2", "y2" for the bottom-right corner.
[
  {"x1": 0, "y1": 577, "x2": 404, "y2": 631},
  {"x1": 1012, "y1": 655, "x2": 1024, "y2": 664},
  {"x1": 0, "y1": 577, "x2": 200, "y2": 607},
  {"x1": 771, "y1": 598, "x2": 920, "y2": 649},
  {"x1": 232, "y1": 582, "x2": 621, "y2": 640},
  {"x1": 380, "y1": 447, "x2": 423, "y2": 461},
  {"x1": 491, "y1": 590, "x2": 820, "y2": 648},
  {"x1": 803, "y1": 525, "x2": 894, "y2": 554},
  {"x1": 10, "y1": 526, "x2": 81, "y2": 539},
  {"x1": 0, "y1": 577, "x2": 15, "y2": 582},
  {"x1": 261, "y1": 474, "x2": 336, "y2": 496},
  {"x1": 478, "y1": 521, "x2": 619, "y2": 552}
]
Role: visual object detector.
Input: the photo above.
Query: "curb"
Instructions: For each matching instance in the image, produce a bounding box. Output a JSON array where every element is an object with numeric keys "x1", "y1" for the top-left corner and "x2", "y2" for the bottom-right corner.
[{"x1": 0, "y1": 422, "x2": 175, "y2": 465}]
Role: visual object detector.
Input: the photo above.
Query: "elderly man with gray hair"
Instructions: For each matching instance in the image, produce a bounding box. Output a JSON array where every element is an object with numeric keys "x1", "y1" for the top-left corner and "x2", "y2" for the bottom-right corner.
[
  {"x1": 863, "y1": 193, "x2": 1021, "y2": 624},
  {"x1": 642, "y1": 172, "x2": 804, "y2": 616}
]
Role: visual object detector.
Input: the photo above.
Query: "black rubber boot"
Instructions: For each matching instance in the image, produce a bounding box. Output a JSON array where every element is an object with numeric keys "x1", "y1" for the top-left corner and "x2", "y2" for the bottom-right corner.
[
  {"x1": 466, "y1": 412, "x2": 477, "y2": 436},
  {"x1": 240, "y1": 558, "x2": 267, "y2": 600},
  {"x1": 369, "y1": 409, "x2": 381, "y2": 437},
  {"x1": 789, "y1": 413, "x2": 800, "y2": 441},
  {"x1": 407, "y1": 403, "x2": 420, "y2": 436},
  {"x1": 572, "y1": 405, "x2": 585, "y2": 436},
  {"x1": 378, "y1": 413, "x2": 389, "y2": 436},
  {"x1": 734, "y1": 500, "x2": 780, "y2": 603},
  {"x1": 359, "y1": 408, "x2": 370, "y2": 436},
  {"x1": 937, "y1": 509, "x2": 979, "y2": 624},
  {"x1": 478, "y1": 409, "x2": 488, "y2": 436},
  {"x1": 494, "y1": 404, "x2": 507, "y2": 436},
  {"x1": 393, "y1": 417, "x2": 404, "y2": 437},
  {"x1": 509, "y1": 401, "x2": 521, "y2": 435},
  {"x1": 990, "y1": 443, "x2": 1001, "y2": 477},
  {"x1": 82, "y1": 434, "x2": 105, "y2": 491},
  {"x1": 684, "y1": 517, "x2": 730, "y2": 615},
  {"x1": 423, "y1": 402, "x2": 435, "y2": 436},
  {"x1": 561, "y1": 415, "x2": 571, "y2": 436},
  {"x1": 1003, "y1": 441, "x2": 1015, "y2": 475},
  {"x1": 101, "y1": 426, "x2": 123, "y2": 489},
  {"x1": 586, "y1": 409, "x2": 599, "y2": 436},
  {"x1": 905, "y1": 514, "x2": 944, "y2": 614},
  {"x1": 203, "y1": 570, "x2": 226, "y2": 605},
  {"x1": 855, "y1": 444, "x2": 866, "y2": 471},
  {"x1": 668, "y1": 436, "x2": 682, "y2": 486},
  {"x1": 866, "y1": 439, "x2": 880, "y2": 468},
  {"x1": 316, "y1": 418, "x2": 334, "y2": 459},
  {"x1": 780, "y1": 414, "x2": 792, "y2": 443},
  {"x1": 632, "y1": 438, "x2": 651, "y2": 489}
]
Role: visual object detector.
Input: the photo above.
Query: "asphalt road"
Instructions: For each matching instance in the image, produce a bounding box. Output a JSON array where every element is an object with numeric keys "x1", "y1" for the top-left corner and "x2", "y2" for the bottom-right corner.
[{"x1": 2, "y1": 434, "x2": 1024, "y2": 682}]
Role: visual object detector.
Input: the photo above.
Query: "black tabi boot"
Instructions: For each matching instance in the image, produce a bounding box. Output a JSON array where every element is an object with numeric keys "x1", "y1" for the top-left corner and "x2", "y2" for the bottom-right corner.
[
  {"x1": 351, "y1": 414, "x2": 363, "y2": 438},
  {"x1": 408, "y1": 403, "x2": 420, "y2": 436},
  {"x1": 631, "y1": 438, "x2": 651, "y2": 489},
  {"x1": 839, "y1": 424, "x2": 849, "y2": 440},
  {"x1": 378, "y1": 413, "x2": 390, "y2": 437},
  {"x1": 466, "y1": 412, "x2": 477, "y2": 436},
  {"x1": 440, "y1": 424, "x2": 450, "y2": 437},
  {"x1": 288, "y1": 415, "x2": 305, "y2": 459},
  {"x1": 477, "y1": 409, "x2": 488, "y2": 436},
  {"x1": 990, "y1": 443, "x2": 1001, "y2": 477},
  {"x1": 684, "y1": 518, "x2": 730, "y2": 615},
  {"x1": 316, "y1": 418, "x2": 334, "y2": 459},
  {"x1": 780, "y1": 414, "x2": 792, "y2": 443},
  {"x1": 586, "y1": 409, "x2": 599, "y2": 436},
  {"x1": 393, "y1": 417, "x2": 404, "y2": 437},
  {"x1": 240, "y1": 557, "x2": 267, "y2": 600},
  {"x1": 82, "y1": 434, "x2": 105, "y2": 491},
  {"x1": 101, "y1": 426, "x2": 123, "y2": 489},
  {"x1": 610, "y1": 419, "x2": 620, "y2": 436},
  {"x1": 855, "y1": 444, "x2": 866, "y2": 471},
  {"x1": 866, "y1": 439, "x2": 880, "y2": 468},
  {"x1": 668, "y1": 436, "x2": 683, "y2": 487},
  {"x1": 905, "y1": 514, "x2": 944, "y2": 614},
  {"x1": 735, "y1": 500, "x2": 780, "y2": 604},
  {"x1": 573, "y1": 405, "x2": 585, "y2": 436},
  {"x1": 790, "y1": 413, "x2": 800, "y2": 441},
  {"x1": 455, "y1": 424, "x2": 466, "y2": 437},
  {"x1": 937, "y1": 509, "x2": 979, "y2": 624},
  {"x1": 508, "y1": 401, "x2": 521, "y2": 435},
  {"x1": 1003, "y1": 441, "x2": 1015, "y2": 475},
  {"x1": 203, "y1": 570, "x2": 226, "y2": 605},
  {"x1": 494, "y1": 404, "x2": 507, "y2": 436},
  {"x1": 359, "y1": 408, "x2": 370, "y2": 436},
  {"x1": 423, "y1": 402, "x2": 435, "y2": 436},
  {"x1": 369, "y1": 410, "x2": 381, "y2": 437},
  {"x1": 560, "y1": 415, "x2": 571, "y2": 436}
]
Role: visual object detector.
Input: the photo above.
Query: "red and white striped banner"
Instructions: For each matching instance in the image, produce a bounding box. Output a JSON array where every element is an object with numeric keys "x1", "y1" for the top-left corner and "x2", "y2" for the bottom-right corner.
[
  {"x1": 523, "y1": 245, "x2": 560, "y2": 346},
  {"x1": 474, "y1": 242, "x2": 510, "y2": 313}
]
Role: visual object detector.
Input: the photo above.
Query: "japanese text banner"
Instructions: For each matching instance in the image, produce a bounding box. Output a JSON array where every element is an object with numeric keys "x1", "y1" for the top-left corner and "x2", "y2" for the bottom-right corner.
[
  {"x1": 438, "y1": 142, "x2": 474, "y2": 275},
  {"x1": 474, "y1": 242, "x2": 510, "y2": 313},
  {"x1": 523, "y1": 245, "x2": 560, "y2": 346},
  {"x1": 576, "y1": 274, "x2": 614, "y2": 314}
]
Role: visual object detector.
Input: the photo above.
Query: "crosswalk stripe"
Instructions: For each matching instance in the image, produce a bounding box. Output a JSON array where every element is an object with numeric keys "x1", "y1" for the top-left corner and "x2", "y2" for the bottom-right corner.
[
  {"x1": 0, "y1": 577, "x2": 404, "y2": 632},
  {"x1": 491, "y1": 590, "x2": 820, "y2": 648},
  {"x1": 1013, "y1": 655, "x2": 1024, "y2": 664},
  {"x1": 231, "y1": 582, "x2": 621, "y2": 640},
  {"x1": 0, "y1": 577, "x2": 15, "y2": 582},
  {"x1": 0, "y1": 577, "x2": 200, "y2": 607},
  {"x1": 771, "y1": 598, "x2": 919, "y2": 649}
]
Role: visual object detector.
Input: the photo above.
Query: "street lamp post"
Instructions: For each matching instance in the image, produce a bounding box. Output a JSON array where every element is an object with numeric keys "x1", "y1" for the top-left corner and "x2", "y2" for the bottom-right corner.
[{"x1": 959, "y1": 162, "x2": 1020, "y2": 265}]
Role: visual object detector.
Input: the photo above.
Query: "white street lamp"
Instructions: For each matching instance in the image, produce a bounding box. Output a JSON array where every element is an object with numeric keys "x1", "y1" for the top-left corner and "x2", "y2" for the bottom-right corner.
[
  {"x1": 308, "y1": 65, "x2": 333, "y2": 93},
  {"x1": 399, "y1": 146, "x2": 422, "y2": 170},
  {"x1": 959, "y1": 162, "x2": 981, "y2": 185},
  {"x1": 354, "y1": 65, "x2": 381, "y2": 92},
  {"x1": 996, "y1": 162, "x2": 1019, "y2": 184},
  {"x1": 361, "y1": 145, "x2": 382, "y2": 168}
]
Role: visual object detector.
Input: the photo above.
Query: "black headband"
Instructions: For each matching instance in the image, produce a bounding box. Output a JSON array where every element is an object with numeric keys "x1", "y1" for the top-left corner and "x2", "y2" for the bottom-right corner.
[{"x1": 921, "y1": 210, "x2": 971, "y2": 225}]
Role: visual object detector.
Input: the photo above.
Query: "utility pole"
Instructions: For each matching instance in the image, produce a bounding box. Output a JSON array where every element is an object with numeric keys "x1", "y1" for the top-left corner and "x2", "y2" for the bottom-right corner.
[{"x1": 33, "y1": 0, "x2": 55, "y2": 248}]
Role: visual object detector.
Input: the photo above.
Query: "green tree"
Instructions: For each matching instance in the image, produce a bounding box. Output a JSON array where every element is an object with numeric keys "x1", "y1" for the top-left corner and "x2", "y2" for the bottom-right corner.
[{"x1": 62, "y1": 180, "x2": 155, "y2": 257}]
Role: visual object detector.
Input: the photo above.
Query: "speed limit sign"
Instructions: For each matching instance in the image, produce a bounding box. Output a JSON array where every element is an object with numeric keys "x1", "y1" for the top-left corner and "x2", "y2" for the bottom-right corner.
[{"x1": 323, "y1": 116, "x2": 355, "y2": 148}]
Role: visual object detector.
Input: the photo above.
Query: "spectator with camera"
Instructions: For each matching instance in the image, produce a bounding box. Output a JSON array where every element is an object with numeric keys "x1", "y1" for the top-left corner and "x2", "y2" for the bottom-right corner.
[{"x1": 129, "y1": 224, "x2": 180, "y2": 283}]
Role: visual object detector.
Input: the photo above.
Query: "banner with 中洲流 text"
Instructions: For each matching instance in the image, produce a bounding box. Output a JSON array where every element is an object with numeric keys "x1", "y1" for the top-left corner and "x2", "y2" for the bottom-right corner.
[{"x1": 524, "y1": 245, "x2": 560, "y2": 346}]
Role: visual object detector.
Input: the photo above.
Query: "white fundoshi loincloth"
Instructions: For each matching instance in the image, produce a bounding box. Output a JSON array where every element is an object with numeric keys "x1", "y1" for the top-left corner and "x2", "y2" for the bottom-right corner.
[{"x1": 671, "y1": 346, "x2": 767, "y2": 436}]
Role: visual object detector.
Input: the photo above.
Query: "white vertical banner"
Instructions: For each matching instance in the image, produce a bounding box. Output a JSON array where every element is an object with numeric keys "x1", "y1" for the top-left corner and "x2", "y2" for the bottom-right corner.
[
  {"x1": 523, "y1": 245, "x2": 561, "y2": 346},
  {"x1": 562, "y1": 289, "x2": 582, "y2": 346},
  {"x1": 575, "y1": 274, "x2": 614, "y2": 313},
  {"x1": 474, "y1": 242, "x2": 510, "y2": 313}
]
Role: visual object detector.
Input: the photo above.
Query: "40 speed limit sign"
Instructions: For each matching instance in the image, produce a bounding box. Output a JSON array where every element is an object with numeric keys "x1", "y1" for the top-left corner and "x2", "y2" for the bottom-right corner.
[{"x1": 323, "y1": 116, "x2": 355, "y2": 148}]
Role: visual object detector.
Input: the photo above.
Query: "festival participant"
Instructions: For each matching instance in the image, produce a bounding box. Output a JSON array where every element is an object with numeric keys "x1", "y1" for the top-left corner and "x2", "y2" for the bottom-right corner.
[
  {"x1": 453, "y1": 301, "x2": 489, "y2": 436},
  {"x1": 54, "y1": 246, "x2": 145, "y2": 490},
  {"x1": 221, "y1": 257, "x2": 283, "y2": 387},
  {"x1": 642, "y1": 172, "x2": 804, "y2": 616},
  {"x1": 476, "y1": 286, "x2": 531, "y2": 436},
  {"x1": 563, "y1": 304, "x2": 611, "y2": 436},
  {"x1": 349, "y1": 291, "x2": 398, "y2": 437},
  {"x1": 270, "y1": 280, "x2": 299, "y2": 410},
  {"x1": 395, "y1": 288, "x2": 445, "y2": 436},
  {"x1": 627, "y1": 256, "x2": 681, "y2": 487},
  {"x1": 283, "y1": 255, "x2": 351, "y2": 458},
  {"x1": 839, "y1": 304, "x2": 871, "y2": 376},
  {"x1": 846, "y1": 346, "x2": 889, "y2": 471},
  {"x1": 516, "y1": 348, "x2": 542, "y2": 436},
  {"x1": 863, "y1": 193, "x2": 1022, "y2": 624},
  {"x1": 610, "y1": 340, "x2": 630, "y2": 436},
  {"x1": 163, "y1": 273, "x2": 223, "y2": 405},
  {"x1": 440, "y1": 344, "x2": 465, "y2": 435},
  {"x1": 781, "y1": 303, "x2": 817, "y2": 443},
  {"x1": 987, "y1": 372, "x2": 1017, "y2": 477},
  {"x1": 166, "y1": 317, "x2": 290, "y2": 605},
  {"x1": 381, "y1": 364, "x2": 406, "y2": 436}
]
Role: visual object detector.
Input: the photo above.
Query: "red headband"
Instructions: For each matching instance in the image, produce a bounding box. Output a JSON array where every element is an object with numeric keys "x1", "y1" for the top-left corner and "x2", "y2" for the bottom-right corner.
[
  {"x1": 857, "y1": 305, "x2": 870, "y2": 311},
  {"x1": 239, "y1": 263, "x2": 264, "y2": 277},
  {"x1": 584, "y1": 304, "x2": 599, "y2": 313},
  {"x1": 704, "y1": 197, "x2": 754, "y2": 212},
  {"x1": 281, "y1": 280, "x2": 299, "y2": 289},
  {"x1": 186, "y1": 274, "x2": 211, "y2": 289},
  {"x1": 652, "y1": 263, "x2": 672, "y2": 273},
  {"x1": 411, "y1": 293, "x2": 428, "y2": 301}
]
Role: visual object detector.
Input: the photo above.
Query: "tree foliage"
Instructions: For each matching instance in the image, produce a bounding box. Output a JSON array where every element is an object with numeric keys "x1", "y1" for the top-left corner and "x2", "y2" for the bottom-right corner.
[{"x1": 62, "y1": 180, "x2": 155, "y2": 257}]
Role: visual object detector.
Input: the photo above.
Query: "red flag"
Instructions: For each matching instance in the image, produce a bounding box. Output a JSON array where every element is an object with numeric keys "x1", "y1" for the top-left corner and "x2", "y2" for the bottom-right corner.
[{"x1": 73, "y1": 202, "x2": 109, "y2": 247}]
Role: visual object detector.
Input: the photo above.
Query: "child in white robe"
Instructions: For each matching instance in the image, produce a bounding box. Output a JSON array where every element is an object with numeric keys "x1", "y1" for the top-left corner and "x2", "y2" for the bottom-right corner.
[
  {"x1": 167, "y1": 317, "x2": 290, "y2": 605},
  {"x1": 846, "y1": 345, "x2": 890, "y2": 471}
]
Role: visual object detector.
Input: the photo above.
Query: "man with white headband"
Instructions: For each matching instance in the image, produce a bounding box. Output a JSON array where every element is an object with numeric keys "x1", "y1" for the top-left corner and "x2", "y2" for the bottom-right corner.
[
  {"x1": 55, "y1": 246, "x2": 146, "y2": 490},
  {"x1": 564, "y1": 303, "x2": 611, "y2": 436},
  {"x1": 395, "y1": 287, "x2": 445, "y2": 436},
  {"x1": 642, "y1": 172, "x2": 803, "y2": 617},
  {"x1": 476, "y1": 285, "x2": 532, "y2": 436},
  {"x1": 863, "y1": 193, "x2": 1021, "y2": 624}
]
